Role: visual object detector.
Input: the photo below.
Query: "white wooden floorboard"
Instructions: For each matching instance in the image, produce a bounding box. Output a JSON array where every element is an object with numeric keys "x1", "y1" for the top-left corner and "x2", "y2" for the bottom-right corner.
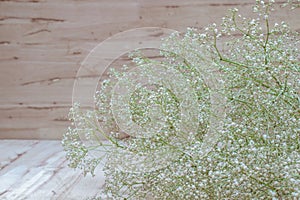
[{"x1": 0, "y1": 140, "x2": 105, "y2": 200}]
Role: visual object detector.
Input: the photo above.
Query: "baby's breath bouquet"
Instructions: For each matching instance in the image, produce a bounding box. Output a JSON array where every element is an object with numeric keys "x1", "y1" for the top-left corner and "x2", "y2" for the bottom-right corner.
[{"x1": 63, "y1": 1, "x2": 299, "y2": 199}]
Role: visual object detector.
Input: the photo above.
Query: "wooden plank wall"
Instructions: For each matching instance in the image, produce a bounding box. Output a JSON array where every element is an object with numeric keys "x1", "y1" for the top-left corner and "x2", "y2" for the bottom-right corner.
[{"x1": 0, "y1": 0, "x2": 299, "y2": 140}]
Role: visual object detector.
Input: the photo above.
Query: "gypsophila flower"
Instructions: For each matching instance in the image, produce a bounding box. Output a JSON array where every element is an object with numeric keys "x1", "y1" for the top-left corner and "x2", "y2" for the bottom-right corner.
[{"x1": 63, "y1": 1, "x2": 299, "y2": 199}]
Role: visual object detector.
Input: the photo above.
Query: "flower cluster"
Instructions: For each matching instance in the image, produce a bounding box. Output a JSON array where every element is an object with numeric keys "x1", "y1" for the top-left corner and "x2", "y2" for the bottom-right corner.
[{"x1": 63, "y1": 1, "x2": 299, "y2": 199}]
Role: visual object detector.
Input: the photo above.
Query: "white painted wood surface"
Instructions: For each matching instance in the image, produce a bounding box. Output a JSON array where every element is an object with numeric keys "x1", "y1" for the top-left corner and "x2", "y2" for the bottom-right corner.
[{"x1": 0, "y1": 140, "x2": 105, "y2": 200}]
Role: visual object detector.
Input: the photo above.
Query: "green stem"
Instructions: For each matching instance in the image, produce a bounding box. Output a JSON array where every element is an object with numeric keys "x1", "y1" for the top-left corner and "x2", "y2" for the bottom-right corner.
[{"x1": 264, "y1": 18, "x2": 270, "y2": 65}]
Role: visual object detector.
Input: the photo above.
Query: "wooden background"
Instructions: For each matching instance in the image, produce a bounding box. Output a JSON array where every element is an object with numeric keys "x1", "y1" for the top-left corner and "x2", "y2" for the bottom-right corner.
[{"x1": 0, "y1": 0, "x2": 299, "y2": 140}]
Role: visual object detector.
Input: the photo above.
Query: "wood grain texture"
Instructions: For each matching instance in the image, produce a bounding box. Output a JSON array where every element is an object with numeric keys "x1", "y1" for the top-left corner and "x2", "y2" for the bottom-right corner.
[
  {"x1": 0, "y1": 0, "x2": 299, "y2": 139},
  {"x1": 0, "y1": 140, "x2": 105, "y2": 200}
]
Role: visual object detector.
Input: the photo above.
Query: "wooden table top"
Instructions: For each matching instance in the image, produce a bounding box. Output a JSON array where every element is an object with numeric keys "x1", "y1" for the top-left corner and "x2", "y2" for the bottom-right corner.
[{"x1": 0, "y1": 140, "x2": 105, "y2": 200}]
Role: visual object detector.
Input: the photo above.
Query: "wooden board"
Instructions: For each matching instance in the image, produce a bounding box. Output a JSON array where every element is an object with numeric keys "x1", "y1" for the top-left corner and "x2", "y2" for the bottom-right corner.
[
  {"x1": 0, "y1": 0, "x2": 299, "y2": 139},
  {"x1": 0, "y1": 140, "x2": 105, "y2": 200}
]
